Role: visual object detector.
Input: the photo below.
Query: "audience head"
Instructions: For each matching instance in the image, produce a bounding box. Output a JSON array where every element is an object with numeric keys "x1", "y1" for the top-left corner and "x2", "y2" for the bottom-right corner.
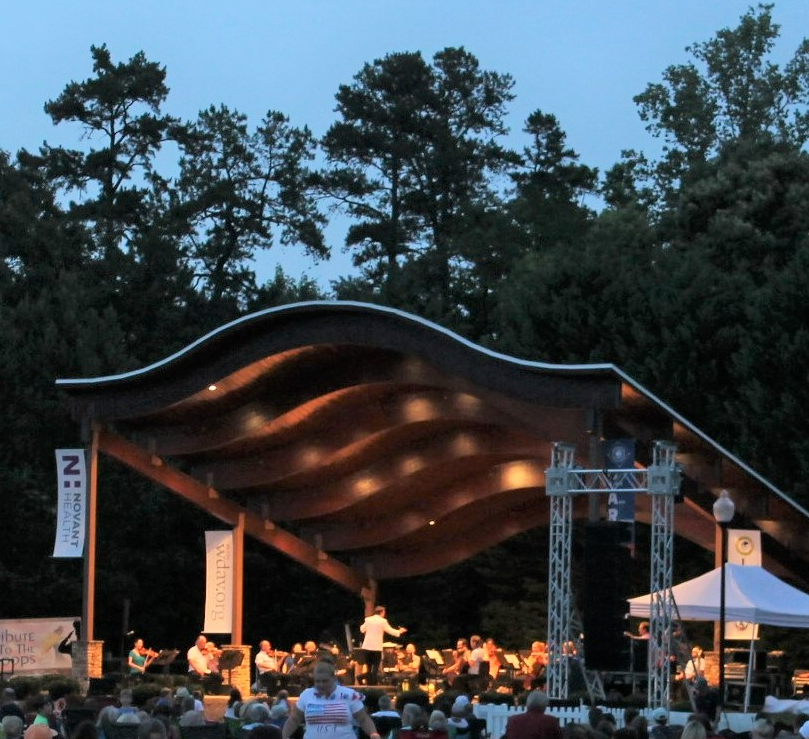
[
  {"x1": 32, "y1": 696, "x2": 53, "y2": 717},
  {"x1": 248, "y1": 727, "x2": 282, "y2": 739},
  {"x1": 270, "y1": 705, "x2": 288, "y2": 721},
  {"x1": 628, "y1": 715, "x2": 648, "y2": 739},
  {"x1": 377, "y1": 695, "x2": 393, "y2": 711},
  {"x1": 244, "y1": 702, "x2": 271, "y2": 724},
  {"x1": 24, "y1": 727, "x2": 57, "y2": 739},
  {"x1": 401, "y1": 703, "x2": 425, "y2": 729},
  {"x1": 525, "y1": 690, "x2": 550, "y2": 712},
  {"x1": 624, "y1": 708, "x2": 639, "y2": 726},
  {"x1": 119, "y1": 689, "x2": 133, "y2": 707},
  {"x1": 98, "y1": 706, "x2": 121, "y2": 730},
  {"x1": 751, "y1": 718, "x2": 774, "y2": 739},
  {"x1": 429, "y1": 711, "x2": 448, "y2": 731},
  {"x1": 597, "y1": 720, "x2": 615, "y2": 738},
  {"x1": 680, "y1": 721, "x2": 707, "y2": 739},
  {"x1": 137, "y1": 719, "x2": 167, "y2": 739},
  {"x1": 2, "y1": 716, "x2": 23, "y2": 739}
]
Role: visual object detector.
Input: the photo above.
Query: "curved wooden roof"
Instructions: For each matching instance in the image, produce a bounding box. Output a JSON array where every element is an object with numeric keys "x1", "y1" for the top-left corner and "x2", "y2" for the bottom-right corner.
[{"x1": 56, "y1": 301, "x2": 809, "y2": 595}]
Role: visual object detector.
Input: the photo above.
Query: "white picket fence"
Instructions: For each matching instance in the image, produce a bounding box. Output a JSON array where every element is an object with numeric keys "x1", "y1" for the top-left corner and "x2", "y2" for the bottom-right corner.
[{"x1": 471, "y1": 704, "x2": 757, "y2": 738}]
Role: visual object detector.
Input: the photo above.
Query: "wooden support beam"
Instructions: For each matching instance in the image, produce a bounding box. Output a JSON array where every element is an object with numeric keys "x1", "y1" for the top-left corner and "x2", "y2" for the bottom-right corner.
[
  {"x1": 96, "y1": 427, "x2": 370, "y2": 597},
  {"x1": 83, "y1": 428, "x2": 100, "y2": 641},
  {"x1": 232, "y1": 513, "x2": 244, "y2": 644}
]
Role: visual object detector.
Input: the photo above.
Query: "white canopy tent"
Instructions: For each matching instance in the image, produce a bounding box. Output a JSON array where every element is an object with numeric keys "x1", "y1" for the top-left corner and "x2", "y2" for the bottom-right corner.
[{"x1": 628, "y1": 563, "x2": 809, "y2": 627}]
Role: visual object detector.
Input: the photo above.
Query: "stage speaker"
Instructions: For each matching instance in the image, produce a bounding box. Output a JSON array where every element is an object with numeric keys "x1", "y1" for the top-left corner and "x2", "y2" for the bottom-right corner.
[
  {"x1": 726, "y1": 681, "x2": 766, "y2": 707},
  {"x1": 582, "y1": 522, "x2": 633, "y2": 671}
]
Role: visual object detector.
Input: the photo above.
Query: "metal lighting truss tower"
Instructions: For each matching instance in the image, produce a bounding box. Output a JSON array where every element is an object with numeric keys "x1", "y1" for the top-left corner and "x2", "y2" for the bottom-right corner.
[{"x1": 545, "y1": 440, "x2": 681, "y2": 708}]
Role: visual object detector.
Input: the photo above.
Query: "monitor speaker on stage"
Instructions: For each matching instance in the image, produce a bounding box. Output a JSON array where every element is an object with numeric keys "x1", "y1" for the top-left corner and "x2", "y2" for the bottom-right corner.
[{"x1": 582, "y1": 521, "x2": 633, "y2": 672}]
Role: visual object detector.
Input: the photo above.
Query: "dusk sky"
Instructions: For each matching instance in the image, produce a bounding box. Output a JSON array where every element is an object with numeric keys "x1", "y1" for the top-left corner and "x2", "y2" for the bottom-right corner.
[{"x1": 2, "y1": 1, "x2": 807, "y2": 287}]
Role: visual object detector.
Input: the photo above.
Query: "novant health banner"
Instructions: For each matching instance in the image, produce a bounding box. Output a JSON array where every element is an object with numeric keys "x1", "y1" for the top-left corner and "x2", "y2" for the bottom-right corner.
[{"x1": 53, "y1": 449, "x2": 87, "y2": 558}]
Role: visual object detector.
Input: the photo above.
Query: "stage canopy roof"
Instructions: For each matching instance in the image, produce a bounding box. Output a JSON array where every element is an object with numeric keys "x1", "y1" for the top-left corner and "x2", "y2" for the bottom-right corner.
[
  {"x1": 629, "y1": 564, "x2": 809, "y2": 627},
  {"x1": 55, "y1": 301, "x2": 809, "y2": 598}
]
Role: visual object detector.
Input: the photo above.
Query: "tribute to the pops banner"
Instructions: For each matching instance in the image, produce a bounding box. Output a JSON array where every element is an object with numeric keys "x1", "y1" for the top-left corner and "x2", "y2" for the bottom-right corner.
[
  {"x1": 53, "y1": 449, "x2": 87, "y2": 558},
  {"x1": 0, "y1": 618, "x2": 79, "y2": 673},
  {"x1": 203, "y1": 531, "x2": 234, "y2": 634}
]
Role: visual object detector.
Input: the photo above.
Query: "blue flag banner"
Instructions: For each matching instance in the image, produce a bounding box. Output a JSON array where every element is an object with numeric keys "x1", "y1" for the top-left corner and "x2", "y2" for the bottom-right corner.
[{"x1": 603, "y1": 439, "x2": 636, "y2": 523}]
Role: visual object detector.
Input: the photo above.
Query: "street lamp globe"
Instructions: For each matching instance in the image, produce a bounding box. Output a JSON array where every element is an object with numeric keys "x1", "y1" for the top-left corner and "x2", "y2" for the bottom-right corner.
[{"x1": 713, "y1": 489, "x2": 735, "y2": 524}]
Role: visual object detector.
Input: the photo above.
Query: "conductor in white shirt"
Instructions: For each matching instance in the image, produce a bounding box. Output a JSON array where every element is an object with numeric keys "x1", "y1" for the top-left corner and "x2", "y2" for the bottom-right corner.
[{"x1": 359, "y1": 605, "x2": 406, "y2": 685}]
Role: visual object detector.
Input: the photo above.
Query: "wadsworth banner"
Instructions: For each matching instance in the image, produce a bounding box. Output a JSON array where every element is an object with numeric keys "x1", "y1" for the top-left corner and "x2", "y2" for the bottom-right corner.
[
  {"x1": 0, "y1": 618, "x2": 79, "y2": 673},
  {"x1": 53, "y1": 449, "x2": 87, "y2": 558},
  {"x1": 203, "y1": 531, "x2": 233, "y2": 634}
]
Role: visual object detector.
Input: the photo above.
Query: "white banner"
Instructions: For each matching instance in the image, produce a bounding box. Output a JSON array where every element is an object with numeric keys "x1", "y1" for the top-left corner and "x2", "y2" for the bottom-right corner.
[
  {"x1": 728, "y1": 529, "x2": 762, "y2": 565},
  {"x1": 203, "y1": 531, "x2": 233, "y2": 634},
  {"x1": 53, "y1": 449, "x2": 87, "y2": 558},
  {"x1": 725, "y1": 620, "x2": 760, "y2": 641},
  {"x1": 726, "y1": 529, "x2": 762, "y2": 638},
  {"x1": 0, "y1": 617, "x2": 79, "y2": 673}
]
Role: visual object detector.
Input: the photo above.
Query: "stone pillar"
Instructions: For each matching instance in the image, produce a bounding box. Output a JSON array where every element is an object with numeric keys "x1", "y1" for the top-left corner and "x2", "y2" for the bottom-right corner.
[
  {"x1": 71, "y1": 640, "x2": 104, "y2": 694},
  {"x1": 222, "y1": 644, "x2": 252, "y2": 699}
]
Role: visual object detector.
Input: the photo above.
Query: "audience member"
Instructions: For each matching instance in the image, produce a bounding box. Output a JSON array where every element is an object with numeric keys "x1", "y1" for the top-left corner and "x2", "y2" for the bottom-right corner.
[
  {"x1": 225, "y1": 690, "x2": 242, "y2": 721},
  {"x1": 628, "y1": 715, "x2": 648, "y2": 739},
  {"x1": 96, "y1": 707, "x2": 120, "y2": 739},
  {"x1": 503, "y1": 691, "x2": 562, "y2": 739},
  {"x1": 137, "y1": 719, "x2": 167, "y2": 739},
  {"x1": 372, "y1": 696, "x2": 399, "y2": 719},
  {"x1": 0, "y1": 690, "x2": 23, "y2": 721},
  {"x1": 177, "y1": 697, "x2": 204, "y2": 728},
  {"x1": 751, "y1": 718, "x2": 775, "y2": 739},
  {"x1": 649, "y1": 709, "x2": 674, "y2": 739},
  {"x1": 679, "y1": 721, "x2": 706, "y2": 739},
  {"x1": 2, "y1": 716, "x2": 23, "y2": 739}
]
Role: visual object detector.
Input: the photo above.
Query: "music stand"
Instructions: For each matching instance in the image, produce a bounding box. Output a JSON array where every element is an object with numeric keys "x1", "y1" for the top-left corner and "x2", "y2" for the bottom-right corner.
[
  {"x1": 218, "y1": 649, "x2": 244, "y2": 686},
  {"x1": 151, "y1": 649, "x2": 179, "y2": 675},
  {"x1": 425, "y1": 649, "x2": 444, "y2": 666}
]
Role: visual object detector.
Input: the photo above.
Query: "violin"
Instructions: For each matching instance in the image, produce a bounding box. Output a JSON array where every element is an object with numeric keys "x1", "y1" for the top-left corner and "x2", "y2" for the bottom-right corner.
[{"x1": 137, "y1": 646, "x2": 159, "y2": 658}]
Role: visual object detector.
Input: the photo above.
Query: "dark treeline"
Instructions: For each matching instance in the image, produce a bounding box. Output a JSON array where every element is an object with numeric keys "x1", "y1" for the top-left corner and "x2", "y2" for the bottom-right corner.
[{"x1": 2, "y1": 5, "x2": 809, "y2": 660}]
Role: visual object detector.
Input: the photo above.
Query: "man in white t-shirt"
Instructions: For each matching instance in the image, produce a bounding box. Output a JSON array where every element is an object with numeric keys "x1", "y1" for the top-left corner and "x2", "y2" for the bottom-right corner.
[{"x1": 187, "y1": 636, "x2": 210, "y2": 677}]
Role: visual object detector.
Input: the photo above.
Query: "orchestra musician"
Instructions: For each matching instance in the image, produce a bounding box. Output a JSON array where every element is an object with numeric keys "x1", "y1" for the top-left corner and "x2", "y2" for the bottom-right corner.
[
  {"x1": 128, "y1": 638, "x2": 158, "y2": 677},
  {"x1": 523, "y1": 641, "x2": 548, "y2": 690},
  {"x1": 205, "y1": 640, "x2": 223, "y2": 673},
  {"x1": 187, "y1": 635, "x2": 224, "y2": 693},
  {"x1": 256, "y1": 640, "x2": 282, "y2": 675},
  {"x1": 397, "y1": 643, "x2": 421, "y2": 686},
  {"x1": 442, "y1": 638, "x2": 470, "y2": 686},
  {"x1": 254, "y1": 640, "x2": 288, "y2": 693},
  {"x1": 485, "y1": 637, "x2": 502, "y2": 682}
]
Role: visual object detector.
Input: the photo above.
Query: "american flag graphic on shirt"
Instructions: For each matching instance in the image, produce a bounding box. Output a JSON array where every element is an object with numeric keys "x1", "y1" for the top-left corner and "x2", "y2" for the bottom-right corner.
[{"x1": 304, "y1": 689, "x2": 363, "y2": 726}]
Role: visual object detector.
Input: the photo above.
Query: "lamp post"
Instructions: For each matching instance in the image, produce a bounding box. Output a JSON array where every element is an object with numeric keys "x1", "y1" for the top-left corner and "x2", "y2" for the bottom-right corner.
[{"x1": 713, "y1": 489, "x2": 735, "y2": 720}]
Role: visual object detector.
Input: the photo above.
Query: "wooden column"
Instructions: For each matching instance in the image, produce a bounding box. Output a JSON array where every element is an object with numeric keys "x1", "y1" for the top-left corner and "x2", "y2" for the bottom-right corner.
[
  {"x1": 232, "y1": 513, "x2": 244, "y2": 645},
  {"x1": 83, "y1": 427, "x2": 99, "y2": 641}
]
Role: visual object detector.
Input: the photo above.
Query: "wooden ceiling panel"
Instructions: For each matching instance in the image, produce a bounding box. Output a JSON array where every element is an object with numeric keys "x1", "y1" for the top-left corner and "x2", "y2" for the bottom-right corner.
[{"x1": 56, "y1": 302, "x2": 808, "y2": 595}]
